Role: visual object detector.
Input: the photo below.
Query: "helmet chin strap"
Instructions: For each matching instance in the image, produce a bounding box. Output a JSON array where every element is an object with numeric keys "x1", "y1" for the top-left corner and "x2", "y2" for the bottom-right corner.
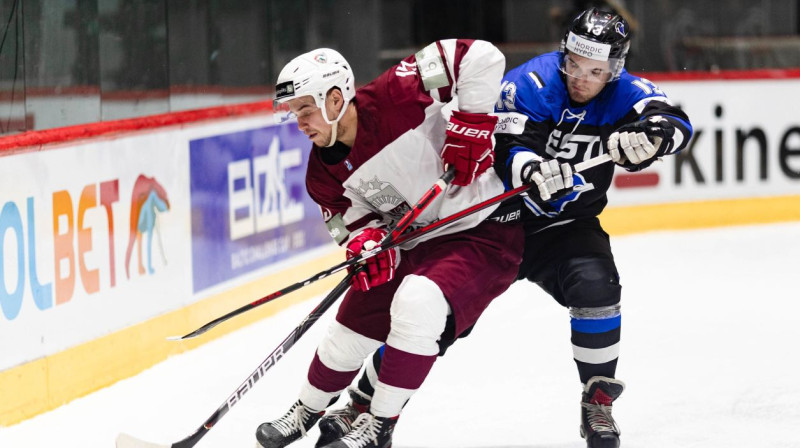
[
  {"x1": 325, "y1": 120, "x2": 339, "y2": 147},
  {"x1": 323, "y1": 99, "x2": 348, "y2": 147}
]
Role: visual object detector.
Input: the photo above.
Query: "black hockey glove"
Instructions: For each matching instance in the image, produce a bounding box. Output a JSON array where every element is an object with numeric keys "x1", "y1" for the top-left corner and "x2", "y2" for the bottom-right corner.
[
  {"x1": 607, "y1": 116, "x2": 676, "y2": 171},
  {"x1": 511, "y1": 152, "x2": 574, "y2": 202}
]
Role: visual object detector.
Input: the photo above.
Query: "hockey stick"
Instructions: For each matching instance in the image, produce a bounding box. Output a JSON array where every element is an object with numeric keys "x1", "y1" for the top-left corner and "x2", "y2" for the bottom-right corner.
[
  {"x1": 116, "y1": 276, "x2": 353, "y2": 448},
  {"x1": 168, "y1": 153, "x2": 611, "y2": 340},
  {"x1": 395, "y1": 152, "x2": 612, "y2": 245},
  {"x1": 116, "y1": 168, "x2": 456, "y2": 448},
  {"x1": 168, "y1": 167, "x2": 455, "y2": 341}
]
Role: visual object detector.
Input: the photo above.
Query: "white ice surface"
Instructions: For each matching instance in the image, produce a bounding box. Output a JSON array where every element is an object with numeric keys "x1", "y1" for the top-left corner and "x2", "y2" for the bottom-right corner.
[{"x1": 1, "y1": 222, "x2": 799, "y2": 448}]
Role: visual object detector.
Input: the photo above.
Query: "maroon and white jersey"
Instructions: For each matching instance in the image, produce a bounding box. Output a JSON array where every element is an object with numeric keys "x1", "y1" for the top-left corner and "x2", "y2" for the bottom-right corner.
[{"x1": 306, "y1": 39, "x2": 506, "y2": 249}]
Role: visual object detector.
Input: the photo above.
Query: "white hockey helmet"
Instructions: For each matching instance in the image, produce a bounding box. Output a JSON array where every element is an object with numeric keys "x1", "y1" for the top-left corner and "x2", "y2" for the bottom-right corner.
[{"x1": 273, "y1": 48, "x2": 355, "y2": 124}]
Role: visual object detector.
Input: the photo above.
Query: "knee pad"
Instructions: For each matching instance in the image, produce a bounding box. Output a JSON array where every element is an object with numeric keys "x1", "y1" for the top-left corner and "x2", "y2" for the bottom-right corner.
[
  {"x1": 317, "y1": 321, "x2": 383, "y2": 372},
  {"x1": 387, "y1": 275, "x2": 449, "y2": 356},
  {"x1": 561, "y1": 256, "x2": 621, "y2": 308}
]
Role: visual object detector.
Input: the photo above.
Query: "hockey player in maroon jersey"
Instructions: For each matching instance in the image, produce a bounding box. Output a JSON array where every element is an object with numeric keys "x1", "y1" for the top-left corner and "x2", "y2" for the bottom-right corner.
[
  {"x1": 255, "y1": 41, "x2": 533, "y2": 448},
  {"x1": 307, "y1": 8, "x2": 693, "y2": 448}
]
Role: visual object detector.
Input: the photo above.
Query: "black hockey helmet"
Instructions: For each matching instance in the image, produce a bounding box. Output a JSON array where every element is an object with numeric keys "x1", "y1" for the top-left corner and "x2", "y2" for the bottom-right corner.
[{"x1": 560, "y1": 8, "x2": 631, "y2": 81}]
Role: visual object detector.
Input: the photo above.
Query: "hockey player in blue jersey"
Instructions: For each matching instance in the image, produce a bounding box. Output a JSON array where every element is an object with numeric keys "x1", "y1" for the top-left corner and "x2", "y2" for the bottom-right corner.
[
  {"x1": 303, "y1": 8, "x2": 693, "y2": 448},
  {"x1": 487, "y1": 7, "x2": 691, "y2": 447}
]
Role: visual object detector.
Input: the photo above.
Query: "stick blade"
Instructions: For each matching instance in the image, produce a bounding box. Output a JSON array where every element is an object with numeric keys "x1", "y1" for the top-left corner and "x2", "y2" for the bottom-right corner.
[
  {"x1": 165, "y1": 329, "x2": 201, "y2": 341},
  {"x1": 116, "y1": 433, "x2": 171, "y2": 448},
  {"x1": 167, "y1": 322, "x2": 218, "y2": 341}
]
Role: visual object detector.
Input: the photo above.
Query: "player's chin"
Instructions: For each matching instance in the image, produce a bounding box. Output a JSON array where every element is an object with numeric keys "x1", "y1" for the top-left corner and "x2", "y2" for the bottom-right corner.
[
  {"x1": 567, "y1": 84, "x2": 582, "y2": 99},
  {"x1": 569, "y1": 87, "x2": 593, "y2": 103}
]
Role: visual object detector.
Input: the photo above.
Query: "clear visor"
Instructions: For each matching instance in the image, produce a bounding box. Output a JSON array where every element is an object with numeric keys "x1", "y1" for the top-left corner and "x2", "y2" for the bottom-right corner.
[
  {"x1": 272, "y1": 99, "x2": 322, "y2": 124},
  {"x1": 560, "y1": 54, "x2": 620, "y2": 84},
  {"x1": 272, "y1": 100, "x2": 295, "y2": 124}
]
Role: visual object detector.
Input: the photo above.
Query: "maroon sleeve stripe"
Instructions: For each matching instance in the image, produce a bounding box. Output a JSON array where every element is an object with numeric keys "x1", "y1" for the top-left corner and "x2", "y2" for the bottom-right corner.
[
  {"x1": 450, "y1": 39, "x2": 475, "y2": 83},
  {"x1": 434, "y1": 39, "x2": 475, "y2": 103},
  {"x1": 434, "y1": 40, "x2": 454, "y2": 103}
]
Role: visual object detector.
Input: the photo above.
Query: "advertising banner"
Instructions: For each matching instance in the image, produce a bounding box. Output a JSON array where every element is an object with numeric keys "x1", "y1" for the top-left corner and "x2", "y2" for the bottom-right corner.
[
  {"x1": 608, "y1": 78, "x2": 800, "y2": 206},
  {"x1": 0, "y1": 117, "x2": 336, "y2": 372},
  {"x1": 188, "y1": 123, "x2": 331, "y2": 293},
  {"x1": 0, "y1": 134, "x2": 191, "y2": 371}
]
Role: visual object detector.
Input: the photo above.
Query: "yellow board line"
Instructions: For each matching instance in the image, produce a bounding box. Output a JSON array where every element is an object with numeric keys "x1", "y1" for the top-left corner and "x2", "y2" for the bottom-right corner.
[
  {"x1": 600, "y1": 195, "x2": 800, "y2": 235},
  {"x1": 0, "y1": 250, "x2": 345, "y2": 427},
  {"x1": 1, "y1": 194, "x2": 799, "y2": 427}
]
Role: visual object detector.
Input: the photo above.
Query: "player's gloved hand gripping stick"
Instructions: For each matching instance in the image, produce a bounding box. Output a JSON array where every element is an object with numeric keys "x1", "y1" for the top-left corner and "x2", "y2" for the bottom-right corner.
[
  {"x1": 116, "y1": 167, "x2": 457, "y2": 448},
  {"x1": 397, "y1": 152, "x2": 613, "y2": 243}
]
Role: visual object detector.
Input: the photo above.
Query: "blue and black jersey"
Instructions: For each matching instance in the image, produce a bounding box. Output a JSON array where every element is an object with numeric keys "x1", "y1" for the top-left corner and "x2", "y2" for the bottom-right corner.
[{"x1": 492, "y1": 51, "x2": 693, "y2": 230}]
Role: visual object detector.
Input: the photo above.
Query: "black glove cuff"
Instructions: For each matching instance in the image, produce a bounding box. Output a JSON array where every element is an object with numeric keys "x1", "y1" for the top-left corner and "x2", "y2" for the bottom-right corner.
[{"x1": 519, "y1": 159, "x2": 541, "y2": 185}]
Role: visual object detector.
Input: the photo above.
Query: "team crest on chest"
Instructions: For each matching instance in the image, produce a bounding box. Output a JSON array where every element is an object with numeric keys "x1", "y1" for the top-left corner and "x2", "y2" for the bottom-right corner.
[{"x1": 355, "y1": 176, "x2": 411, "y2": 219}]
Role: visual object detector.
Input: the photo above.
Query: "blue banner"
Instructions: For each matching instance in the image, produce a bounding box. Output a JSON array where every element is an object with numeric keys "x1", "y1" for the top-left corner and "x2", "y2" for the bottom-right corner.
[{"x1": 189, "y1": 123, "x2": 332, "y2": 293}]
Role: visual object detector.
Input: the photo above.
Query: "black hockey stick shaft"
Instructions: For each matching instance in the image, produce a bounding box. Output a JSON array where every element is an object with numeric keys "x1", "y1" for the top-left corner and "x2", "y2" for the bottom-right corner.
[
  {"x1": 174, "y1": 275, "x2": 354, "y2": 448},
  {"x1": 117, "y1": 276, "x2": 357, "y2": 448},
  {"x1": 116, "y1": 168, "x2": 457, "y2": 448},
  {"x1": 171, "y1": 168, "x2": 455, "y2": 340}
]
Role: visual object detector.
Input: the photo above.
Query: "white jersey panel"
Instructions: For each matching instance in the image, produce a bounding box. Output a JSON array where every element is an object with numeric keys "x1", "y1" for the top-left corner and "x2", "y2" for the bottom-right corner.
[
  {"x1": 342, "y1": 102, "x2": 504, "y2": 249},
  {"x1": 446, "y1": 39, "x2": 506, "y2": 114}
]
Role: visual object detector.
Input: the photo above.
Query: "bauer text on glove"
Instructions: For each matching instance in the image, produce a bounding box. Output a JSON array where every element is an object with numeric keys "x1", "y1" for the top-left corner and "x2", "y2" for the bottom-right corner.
[{"x1": 441, "y1": 110, "x2": 498, "y2": 186}]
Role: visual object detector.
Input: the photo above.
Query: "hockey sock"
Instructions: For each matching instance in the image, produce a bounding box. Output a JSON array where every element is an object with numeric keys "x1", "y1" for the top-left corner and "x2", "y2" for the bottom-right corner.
[
  {"x1": 371, "y1": 345, "x2": 436, "y2": 417},
  {"x1": 570, "y1": 305, "x2": 621, "y2": 384},
  {"x1": 357, "y1": 346, "x2": 383, "y2": 397}
]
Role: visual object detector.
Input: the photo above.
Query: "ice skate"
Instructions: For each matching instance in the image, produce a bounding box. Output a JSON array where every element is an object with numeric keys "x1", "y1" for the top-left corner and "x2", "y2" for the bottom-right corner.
[
  {"x1": 580, "y1": 376, "x2": 625, "y2": 448},
  {"x1": 256, "y1": 400, "x2": 324, "y2": 448},
  {"x1": 319, "y1": 412, "x2": 396, "y2": 448},
  {"x1": 316, "y1": 387, "x2": 371, "y2": 447}
]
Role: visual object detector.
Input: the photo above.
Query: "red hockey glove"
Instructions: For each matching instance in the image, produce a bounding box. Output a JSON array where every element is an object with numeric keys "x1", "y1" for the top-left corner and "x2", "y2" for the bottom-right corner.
[
  {"x1": 346, "y1": 227, "x2": 400, "y2": 292},
  {"x1": 441, "y1": 110, "x2": 498, "y2": 186}
]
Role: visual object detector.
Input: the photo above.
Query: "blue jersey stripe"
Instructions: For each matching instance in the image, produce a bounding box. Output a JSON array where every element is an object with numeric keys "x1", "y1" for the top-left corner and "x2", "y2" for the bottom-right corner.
[{"x1": 571, "y1": 315, "x2": 621, "y2": 334}]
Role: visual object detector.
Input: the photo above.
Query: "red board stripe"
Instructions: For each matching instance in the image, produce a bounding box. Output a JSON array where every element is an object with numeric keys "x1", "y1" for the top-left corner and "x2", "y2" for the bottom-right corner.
[
  {"x1": 633, "y1": 68, "x2": 800, "y2": 82},
  {"x1": 0, "y1": 100, "x2": 273, "y2": 153},
  {"x1": 614, "y1": 172, "x2": 660, "y2": 188}
]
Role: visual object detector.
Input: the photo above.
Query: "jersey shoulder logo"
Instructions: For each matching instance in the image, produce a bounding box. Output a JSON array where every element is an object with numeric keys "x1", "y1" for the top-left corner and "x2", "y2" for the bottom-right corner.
[{"x1": 494, "y1": 112, "x2": 528, "y2": 135}]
